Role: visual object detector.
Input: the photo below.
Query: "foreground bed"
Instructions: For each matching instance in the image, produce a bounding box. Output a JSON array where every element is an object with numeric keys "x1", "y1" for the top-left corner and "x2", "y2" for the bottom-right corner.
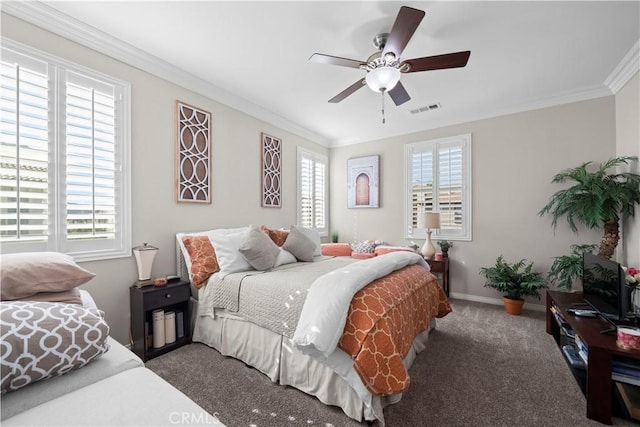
[{"x1": 176, "y1": 227, "x2": 451, "y2": 425}]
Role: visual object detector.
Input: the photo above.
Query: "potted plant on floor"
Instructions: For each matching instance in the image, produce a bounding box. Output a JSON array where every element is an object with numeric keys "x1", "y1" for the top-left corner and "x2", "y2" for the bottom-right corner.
[
  {"x1": 479, "y1": 256, "x2": 548, "y2": 315},
  {"x1": 547, "y1": 243, "x2": 597, "y2": 291},
  {"x1": 539, "y1": 156, "x2": 640, "y2": 259}
]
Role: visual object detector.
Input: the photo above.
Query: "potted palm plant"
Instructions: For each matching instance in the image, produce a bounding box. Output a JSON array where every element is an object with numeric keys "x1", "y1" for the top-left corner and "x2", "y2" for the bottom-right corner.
[
  {"x1": 539, "y1": 156, "x2": 640, "y2": 259},
  {"x1": 547, "y1": 244, "x2": 598, "y2": 291},
  {"x1": 479, "y1": 256, "x2": 548, "y2": 315}
]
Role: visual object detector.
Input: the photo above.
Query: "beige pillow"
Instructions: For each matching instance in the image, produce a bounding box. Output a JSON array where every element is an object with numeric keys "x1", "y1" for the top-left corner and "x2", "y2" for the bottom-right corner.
[
  {"x1": 239, "y1": 226, "x2": 281, "y2": 270},
  {"x1": 12, "y1": 288, "x2": 83, "y2": 305},
  {"x1": 0, "y1": 252, "x2": 95, "y2": 301},
  {"x1": 282, "y1": 226, "x2": 316, "y2": 262},
  {"x1": 0, "y1": 301, "x2": 110, "y2": 393}
]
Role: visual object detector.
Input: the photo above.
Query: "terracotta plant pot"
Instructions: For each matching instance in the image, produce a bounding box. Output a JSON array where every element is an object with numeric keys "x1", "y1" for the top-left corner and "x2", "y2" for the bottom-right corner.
[{"x1": 502, "y1": 296, "x2": 525, "y2": 315}]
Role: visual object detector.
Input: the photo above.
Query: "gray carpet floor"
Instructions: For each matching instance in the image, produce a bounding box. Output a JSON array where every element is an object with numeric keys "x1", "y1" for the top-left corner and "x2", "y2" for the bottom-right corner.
[{"x1": 146, "y1": 299, "x2": 636, "y2": 426}]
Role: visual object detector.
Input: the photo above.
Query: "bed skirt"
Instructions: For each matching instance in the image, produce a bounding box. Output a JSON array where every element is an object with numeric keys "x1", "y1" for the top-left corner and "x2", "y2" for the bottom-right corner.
[{"x1": 190, "y1": 297, "x2": 436, "y2": 426}]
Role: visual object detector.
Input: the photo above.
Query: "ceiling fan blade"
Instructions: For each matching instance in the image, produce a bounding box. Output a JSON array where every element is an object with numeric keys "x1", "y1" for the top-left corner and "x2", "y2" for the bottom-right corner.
[
  {"x1": 382, "y1": 6, "x2": 426, "y2": 59},
  {"x1": 309, "y1": 53, "x2": 366, "y2": 69},
  {"x1": 388, "y1": 82, "x2": 411, "y2": 106},
  {"x1": 401, "y1": 51, "x2": 471, "y2": 73},
  {"x1": 328, "y1": 79, "x2": 366, "y2": 103}
]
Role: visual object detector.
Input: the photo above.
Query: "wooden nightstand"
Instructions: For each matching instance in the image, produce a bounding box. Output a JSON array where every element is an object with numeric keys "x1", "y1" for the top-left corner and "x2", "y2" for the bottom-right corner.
[
  {"x1": 426, "y1": 257, "x2": 450, "y2": 297},
  {"x1": 129, "y1": 280, "x2": 191, "y2": 361}
]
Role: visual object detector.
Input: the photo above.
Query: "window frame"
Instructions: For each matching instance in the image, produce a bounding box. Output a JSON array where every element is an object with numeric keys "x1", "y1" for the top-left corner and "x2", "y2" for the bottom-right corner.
[
  {"x1": 404, "y1": 133, "x2": 472, "y2": 241},
  {"x1": 296, "y1": 146, "x2": 328, "y2": 237},
  {"x1": 1, "y1": 38, "x2": 131, "y2": 262}
]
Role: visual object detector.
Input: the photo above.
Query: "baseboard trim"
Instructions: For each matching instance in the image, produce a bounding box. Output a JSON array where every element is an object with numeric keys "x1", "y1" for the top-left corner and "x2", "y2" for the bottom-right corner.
[{"x1": 449, "y1": 292, "x2": 546, "y2": 312}]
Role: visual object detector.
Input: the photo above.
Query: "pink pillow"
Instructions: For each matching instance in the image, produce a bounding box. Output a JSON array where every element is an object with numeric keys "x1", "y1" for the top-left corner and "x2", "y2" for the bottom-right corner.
[
  {"x1": 1, "y1": 252, "x2": 95, "y2": 300},
  {"x1": 321, "y1": 243, "x2": 352, "y2": 257},
  {"x1": 374, "y1": 246, "x2": 415, "y2": 256},
  {"x1": 351, "y1": 252, "x2": 376, "y2": 260}
]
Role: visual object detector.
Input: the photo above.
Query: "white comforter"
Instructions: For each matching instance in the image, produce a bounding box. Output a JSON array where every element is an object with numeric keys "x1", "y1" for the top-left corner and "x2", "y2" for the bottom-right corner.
[{"x1": 292, "y1": 251, "x2": 429, "y2": 359}]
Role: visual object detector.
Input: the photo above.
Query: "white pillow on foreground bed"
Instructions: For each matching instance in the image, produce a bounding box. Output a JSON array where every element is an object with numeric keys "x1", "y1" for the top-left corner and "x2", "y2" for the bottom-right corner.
[{"x1": 209, "y1": 230, "x2": 253, "y2": 277}]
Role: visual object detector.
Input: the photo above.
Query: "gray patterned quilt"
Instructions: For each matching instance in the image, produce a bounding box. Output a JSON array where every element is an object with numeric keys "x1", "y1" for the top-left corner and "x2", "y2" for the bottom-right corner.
[{"x1": 198, "y1": 256, "x2": 357, "y2": 338}]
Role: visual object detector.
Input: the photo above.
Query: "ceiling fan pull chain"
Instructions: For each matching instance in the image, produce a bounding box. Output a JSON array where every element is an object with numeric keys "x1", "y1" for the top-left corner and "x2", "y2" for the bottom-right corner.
[{"x1": 381, "y1": 91, "x2": 386, "y2": 124}]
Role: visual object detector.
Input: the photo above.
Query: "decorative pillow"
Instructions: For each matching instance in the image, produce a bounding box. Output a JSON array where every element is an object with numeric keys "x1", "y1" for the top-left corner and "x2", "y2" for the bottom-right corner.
[
  {"x1": 12, "y1": 288, "x2": 83, "y2": 305},
  {"x1": 282, "y1": 226, "x2": 316, "y2": 262},
  {"x1": 259, "y1": 226, "x2": 289, "y2": 247},
  {"x1": 294, "y1": 226, "x2": 322, "y2": 256},
  {"x1": 374, "y1": 245, "x2": 415, "y2": 256},
  {"x1": 321, "y1": 243, "x2": 353, "y2": 257},
  {"x1": 352, "y1": 240, "x2": 376, "y2": 254},
  {"x1": 0, "y1": 301, "x2": 110, "y2": 393},
  {"x1": 182, "y1": 236, "x2": 219, "y2": 288},
  {"x1": 0, "y1": 252, "x2": 95, "y2": 301},
  {"x1": 239, "y1": 226, "x2": 281, "y2": 271},
  {"x1": 176, "y1": 227, "x2": 248, "y2": 283},
  {"x1": 351, "y1": 252, "x2": 376, "y2": 260},
  {"x1": 274, "y1": 249, "x2": 297, "y2": 267},
  {"x1": 208, "y1": 230, "x2": 253, "y2": 277}
]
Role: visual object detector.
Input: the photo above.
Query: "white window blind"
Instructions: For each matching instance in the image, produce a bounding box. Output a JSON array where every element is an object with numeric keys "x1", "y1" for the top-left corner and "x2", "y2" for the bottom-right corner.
[
  {"x1": 297, "y1": 147, "x2": 328, "y2": 236},
  {"x1": 405, "y1": 134, "x2": 472, "y2": 241},
  {"x1": 0, "y1": 40, "x2": 131, "y2": 261}
]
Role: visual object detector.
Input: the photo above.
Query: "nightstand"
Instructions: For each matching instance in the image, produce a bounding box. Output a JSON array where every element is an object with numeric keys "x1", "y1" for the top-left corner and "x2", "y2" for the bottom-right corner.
[
  {"x1": 129, "y1": 280, "x2": 191, "y2": 361},
  {"x1": 426, "y1": 257, "x2": 450, "y2": 297}
]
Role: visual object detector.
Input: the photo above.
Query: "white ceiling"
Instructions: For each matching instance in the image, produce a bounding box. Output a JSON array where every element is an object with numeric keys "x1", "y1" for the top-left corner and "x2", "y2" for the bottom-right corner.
[{"x1": 9, "y1": 1, "x2": 640, "y2": 147}]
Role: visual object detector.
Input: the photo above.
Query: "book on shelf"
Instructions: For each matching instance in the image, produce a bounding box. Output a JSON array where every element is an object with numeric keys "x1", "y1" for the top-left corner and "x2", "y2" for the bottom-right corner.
[
  {"x1": 562, "y1": 344, "x2": 586, "y2": 368},
  {"x1": 614, "y1": 372, "x2": 640, "y2": 387},
  {"x1": 616, "y1": 382, "x2": 640, "y2": 421}
]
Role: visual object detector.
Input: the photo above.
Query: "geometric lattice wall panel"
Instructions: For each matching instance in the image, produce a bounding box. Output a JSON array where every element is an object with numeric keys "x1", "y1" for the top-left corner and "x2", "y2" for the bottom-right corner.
[
  {"x1": 261, "y1": 133, "x2": 281, "y2": 208},
  {"x1": 176, "y1": 101, "x2": 212, "y2": 204}
]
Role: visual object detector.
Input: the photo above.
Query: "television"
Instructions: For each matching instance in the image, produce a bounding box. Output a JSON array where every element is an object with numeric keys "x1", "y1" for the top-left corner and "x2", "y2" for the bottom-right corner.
[{"x1": 582, "y1": 253, "x2": 630, "y2": 323}]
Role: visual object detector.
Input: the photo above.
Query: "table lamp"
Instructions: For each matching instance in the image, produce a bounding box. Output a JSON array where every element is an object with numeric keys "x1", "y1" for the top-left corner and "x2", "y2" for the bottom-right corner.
[{"x1": 418, "y1": 212, "x2": 440, "y2": 259}]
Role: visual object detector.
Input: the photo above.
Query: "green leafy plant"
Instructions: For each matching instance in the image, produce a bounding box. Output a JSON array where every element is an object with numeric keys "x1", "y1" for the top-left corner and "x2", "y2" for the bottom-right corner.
[
  {"x1": 539, "y1": 156, "x2": 640, "y2": 259},
  {"x1": 437, "y1": 240, "x2": 453, "y2": 250},
  {"x1": 479, "y1": 256, "x2": 548, "y2": 301},
  {"x1": 331, "y1": 232, "x2": 339, "y2": 243},
  {"x1": 547, "y1": 244, "x2": 598, "y2": 291}
]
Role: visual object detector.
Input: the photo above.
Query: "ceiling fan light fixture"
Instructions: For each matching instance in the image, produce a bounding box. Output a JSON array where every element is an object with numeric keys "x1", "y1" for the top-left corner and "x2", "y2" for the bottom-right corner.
[{"x1": 365, "y1": 66, "x2": 401, "y2": 93}]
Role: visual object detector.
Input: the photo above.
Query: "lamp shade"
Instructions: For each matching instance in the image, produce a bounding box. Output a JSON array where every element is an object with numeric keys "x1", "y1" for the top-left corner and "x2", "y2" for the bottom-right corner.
[
  {"x1": 418, "y1": 212, "x2": 441, "y2": 230},
  {"x1": 365, "y1": 66, "x2": 401, "y2": 93}
]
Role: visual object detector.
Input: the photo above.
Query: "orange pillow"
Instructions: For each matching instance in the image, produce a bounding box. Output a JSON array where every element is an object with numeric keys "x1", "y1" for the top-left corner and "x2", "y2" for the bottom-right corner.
[
  {"x1": 182, "y1": 235, "x2": 219, "y2": 288},
  {"x1": 321, "y1": 243, "x2": 352, "y2": 257},
  {"x1": 374, "y1": 246, "x2": 414, "y2": 256},
  {"x1": 351, "y1": 252, "x2": 376, "y2": 260},
  {"x1": 260, "y1": 226, "x2": 289, "y2": 247}
]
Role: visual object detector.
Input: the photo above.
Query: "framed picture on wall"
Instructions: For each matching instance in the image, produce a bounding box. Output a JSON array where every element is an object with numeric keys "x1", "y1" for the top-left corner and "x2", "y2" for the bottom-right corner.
[
  {"x1": 175, "y1": 101, "x2": 212, "y2": 204},
  {"x1": 347, "y1": 155, "x2": 379, "y2": 208}
]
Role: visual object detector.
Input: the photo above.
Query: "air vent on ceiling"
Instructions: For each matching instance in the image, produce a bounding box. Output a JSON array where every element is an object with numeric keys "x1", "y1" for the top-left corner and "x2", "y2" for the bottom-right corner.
[{"x1": 410, "y1": 103, "x2": 441, "y2": 114}]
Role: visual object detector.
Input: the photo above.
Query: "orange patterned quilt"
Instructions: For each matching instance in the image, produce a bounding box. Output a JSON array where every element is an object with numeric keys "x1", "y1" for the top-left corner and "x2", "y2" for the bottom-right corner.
[{"x1": 339, "y1": 264, "x2": 451, "y2": 395}]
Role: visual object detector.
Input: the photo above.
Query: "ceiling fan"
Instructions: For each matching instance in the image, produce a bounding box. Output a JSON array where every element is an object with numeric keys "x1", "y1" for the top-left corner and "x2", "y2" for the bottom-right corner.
[{"x1": 310, "y1": 5, "x2": 470, "y2": 115}]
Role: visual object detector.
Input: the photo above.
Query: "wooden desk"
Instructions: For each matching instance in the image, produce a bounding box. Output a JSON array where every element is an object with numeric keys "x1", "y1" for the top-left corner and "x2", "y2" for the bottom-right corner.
[
  {"x1": 426, "y1": 257, "x2": 449, "y2": 297},
  {"x1": 546, "y1": 290, "x2": 640, "y2": 424}
]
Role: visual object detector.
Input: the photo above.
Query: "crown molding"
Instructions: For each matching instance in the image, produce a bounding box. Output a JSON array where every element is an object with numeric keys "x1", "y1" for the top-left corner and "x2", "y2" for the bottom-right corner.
[
  {"x1": 1, "y1": 1, "x2": 331, "y2": 147},
  {"x1": 330, "y1": 84, "x2": 612, "y2": 147},
  {"x1": 605, "y1": 40, "x2": 640, "y2": 94}
]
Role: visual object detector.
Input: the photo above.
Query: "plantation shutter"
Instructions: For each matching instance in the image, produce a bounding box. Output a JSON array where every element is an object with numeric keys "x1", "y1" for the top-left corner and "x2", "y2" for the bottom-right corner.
[
  {"x1": 1, "y1": 40, "x2": 131, "y2": 261},
  {"x1": 297, "y1": 148, "x2": 328, "y2": 235},
  {"x1": 65, "y1": 71, "x2": 117, "y2": 241},
  {"x1": 0, "y1": 51, "x2": 50, "y2": 243},
  {"x1": 406, "y1": 134, "x2": 472, "y2": 241}
]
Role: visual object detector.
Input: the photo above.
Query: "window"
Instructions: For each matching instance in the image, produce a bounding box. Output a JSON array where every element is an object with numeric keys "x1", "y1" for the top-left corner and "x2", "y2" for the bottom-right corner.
[
  {"x1": 297, "y1": 147, "x2": 328, "y2": 237},
  {"x1": 0, "y1": 39, "x2": 131, "y2": 261},
  {"x1": 405, "y1": 134, "x2": 472, "y2": 241}
]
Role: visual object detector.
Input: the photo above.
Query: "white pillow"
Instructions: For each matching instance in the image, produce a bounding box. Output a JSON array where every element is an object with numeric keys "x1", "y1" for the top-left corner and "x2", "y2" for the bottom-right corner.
[
  {"x1": 274, "y1": 249, "x2": 297, "y2": 267},
  {"x1": 294, "y1": 226, "x2": 322, "y2": 257},
  {"x1": 208, "y1": 229, "x2": 253, "y2": 277}
]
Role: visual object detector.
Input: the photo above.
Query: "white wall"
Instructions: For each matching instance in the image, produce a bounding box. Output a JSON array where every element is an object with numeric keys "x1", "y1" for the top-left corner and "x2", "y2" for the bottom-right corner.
[
  {"x1": 615, "y1": 72, "x2": 640, "y2": 267},
  {"x1": 1, "y1": 14, "x2": 327, "y2": 344},
  {"x1": 330, "y1": 97, "x2": 616, "y2": 305}
]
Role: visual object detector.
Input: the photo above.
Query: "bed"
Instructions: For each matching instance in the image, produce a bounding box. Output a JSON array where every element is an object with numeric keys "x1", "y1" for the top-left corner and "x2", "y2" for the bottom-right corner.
[{"x1": 176, "y1": 226, "x2": 451, "y2": 426}]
